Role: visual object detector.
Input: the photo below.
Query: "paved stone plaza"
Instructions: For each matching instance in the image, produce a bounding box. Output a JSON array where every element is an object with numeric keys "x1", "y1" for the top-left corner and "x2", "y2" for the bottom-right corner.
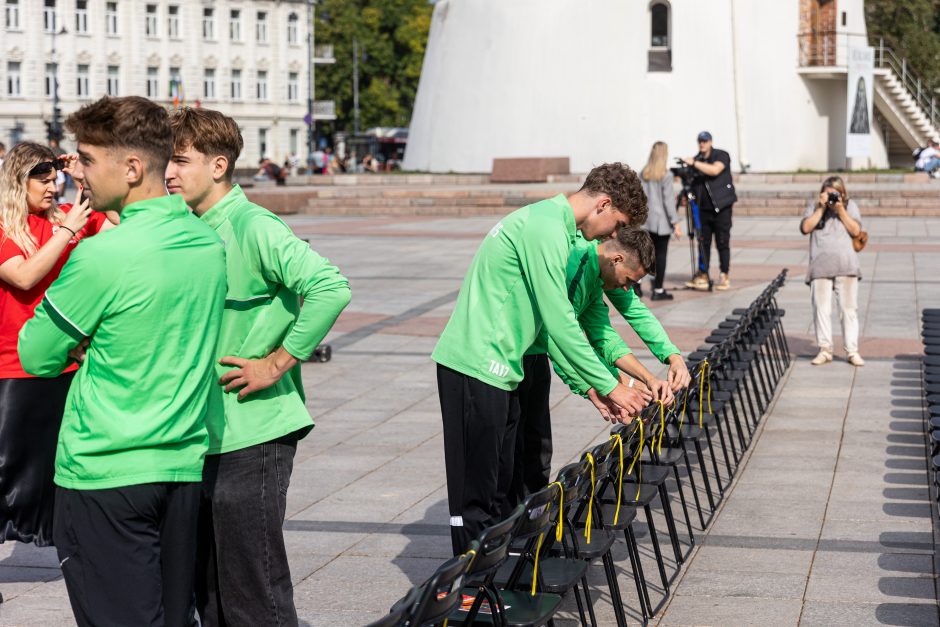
[{"x1": 1, "y1": 213, "x2": 939, "y2": 626}]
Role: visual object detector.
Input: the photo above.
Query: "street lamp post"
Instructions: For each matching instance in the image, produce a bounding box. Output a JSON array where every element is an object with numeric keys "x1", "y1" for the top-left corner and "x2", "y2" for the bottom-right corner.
[{"x1": 49, "y1": 25, "x2": 66, "y2": 143}]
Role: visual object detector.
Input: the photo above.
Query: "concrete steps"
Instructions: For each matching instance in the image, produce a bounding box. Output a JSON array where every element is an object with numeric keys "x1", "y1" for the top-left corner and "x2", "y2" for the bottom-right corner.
[{"x1": 244, "y1": 176, "x2": 940, "y2": 218}]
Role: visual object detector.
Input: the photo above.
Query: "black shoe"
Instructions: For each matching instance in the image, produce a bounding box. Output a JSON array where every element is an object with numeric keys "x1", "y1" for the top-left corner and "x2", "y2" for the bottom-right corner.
[
  {"x1": 632, "y1": 283, "x2": 643, "y2": 298},
  {"x1": 651, "y1": 289, "x2": 674, "y2": 301}
]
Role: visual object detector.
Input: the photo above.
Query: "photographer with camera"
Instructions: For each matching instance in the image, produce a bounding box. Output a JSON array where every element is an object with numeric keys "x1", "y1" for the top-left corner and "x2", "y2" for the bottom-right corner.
[
  {"x1": 800, "y1": 176, "x2": 865, "y2": 367},
  {"x1": 682, "y1": 131, "x2": 737, "y2": 291}
]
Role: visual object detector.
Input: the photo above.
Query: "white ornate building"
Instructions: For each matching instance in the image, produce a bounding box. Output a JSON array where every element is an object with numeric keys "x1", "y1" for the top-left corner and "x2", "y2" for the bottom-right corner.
[
  {"x1": 405, "y1": 0, "x2": 940, "y2": 173},
  {"x1": 1, "y1": 0, "x2": 334, "y2": 167}
]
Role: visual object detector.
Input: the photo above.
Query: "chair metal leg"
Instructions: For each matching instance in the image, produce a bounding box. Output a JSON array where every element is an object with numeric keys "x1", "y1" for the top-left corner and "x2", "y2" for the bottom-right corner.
[
  {"x1": 643, "y1": 504, "x2": 670, "y2": 595},
  {"x1": 672, "y1": 465, "x2": 696, "y2": 546}
]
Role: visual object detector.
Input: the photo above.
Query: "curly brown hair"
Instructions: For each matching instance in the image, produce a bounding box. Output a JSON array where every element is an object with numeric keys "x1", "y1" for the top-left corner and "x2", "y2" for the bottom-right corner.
[
  {"x1": 170, "y1": 107, "x2": 244, "y2": 179},
  {"x1": 580, "y1": 163, "x2": 648, "y2": 226},
  {"x1": 608, "y1": 227, "x2": 656, "y2": 274}
]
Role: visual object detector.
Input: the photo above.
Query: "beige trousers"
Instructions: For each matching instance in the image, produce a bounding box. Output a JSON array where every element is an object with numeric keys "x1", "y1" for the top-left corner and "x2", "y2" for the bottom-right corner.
[{"x1": 811, "y1": 276, "x2": 859, "y2": 355}]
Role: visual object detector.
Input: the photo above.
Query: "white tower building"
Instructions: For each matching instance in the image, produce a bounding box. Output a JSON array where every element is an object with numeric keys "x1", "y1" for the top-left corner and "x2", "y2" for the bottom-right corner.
[{"x1": 404, "y1": 0, "x2": 939, "y2": 173}]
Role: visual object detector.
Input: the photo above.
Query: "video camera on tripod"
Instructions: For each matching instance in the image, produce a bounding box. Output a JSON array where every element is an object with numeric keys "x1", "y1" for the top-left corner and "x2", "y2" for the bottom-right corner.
[{"x1": 670, "y1": 158, "x2": 713, "y2": 290}]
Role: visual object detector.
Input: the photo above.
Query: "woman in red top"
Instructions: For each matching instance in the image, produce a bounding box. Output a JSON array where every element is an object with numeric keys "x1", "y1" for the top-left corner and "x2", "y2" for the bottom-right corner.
[{"x1": 0, "y1": 142, "x2": 109, "y2": 546}]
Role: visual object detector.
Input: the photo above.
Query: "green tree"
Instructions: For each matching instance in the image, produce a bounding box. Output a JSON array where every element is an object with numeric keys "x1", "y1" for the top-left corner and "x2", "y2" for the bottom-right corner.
[
  {"x1": 315, "y1": 0, "x2": 432, "y2": 135},
  {"x1": 865, "y1": 0, "x2": 940, "y2": 88}
]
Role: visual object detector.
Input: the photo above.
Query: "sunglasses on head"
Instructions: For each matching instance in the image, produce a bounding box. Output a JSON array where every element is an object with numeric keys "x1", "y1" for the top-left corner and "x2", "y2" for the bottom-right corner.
[{"x1": 28, "y1": 159, "x2": 67, "y2": 177}]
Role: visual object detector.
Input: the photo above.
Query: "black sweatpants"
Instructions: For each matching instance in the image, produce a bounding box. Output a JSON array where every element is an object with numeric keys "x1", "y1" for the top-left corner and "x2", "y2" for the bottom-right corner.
[
  {"x1": 697, "y1": 205, "x2": 733, "y2": 274},
  {"x1": 509, "y1": 354, "x2": 554, "y2": 506},
  {"x1": 438, "y1": 364, "x2": 520, "y2": 555},
  {"x1": 649, "y1": 232, "x2": 672, "y2": 290},
  {"x1": 53, "y1": 482, "x2": 201, "y2": 627}
]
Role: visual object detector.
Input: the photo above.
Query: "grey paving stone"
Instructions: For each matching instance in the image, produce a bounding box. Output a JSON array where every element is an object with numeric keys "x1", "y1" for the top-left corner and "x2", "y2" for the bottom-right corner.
[
  {"x1": 658, "y1": 595, "x2": 803, "y2": 626},
  {"x1": 673, "y1": 570, "x2": 807, "y2": 599}
]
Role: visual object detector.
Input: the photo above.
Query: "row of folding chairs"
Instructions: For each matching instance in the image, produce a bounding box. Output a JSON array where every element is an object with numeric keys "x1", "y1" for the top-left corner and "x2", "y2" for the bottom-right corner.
[
  {"x1": 922, "y1": 309, "x2": 940, "y2": 517},
  {"x1": 368, "y1": 270, "x2": 792, "y2": 627}
]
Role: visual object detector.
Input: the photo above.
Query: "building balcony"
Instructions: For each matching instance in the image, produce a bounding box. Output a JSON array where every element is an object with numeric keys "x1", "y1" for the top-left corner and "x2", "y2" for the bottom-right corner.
[{"x1": 314, "y1": 44, "x2": 335, "y2": 64}]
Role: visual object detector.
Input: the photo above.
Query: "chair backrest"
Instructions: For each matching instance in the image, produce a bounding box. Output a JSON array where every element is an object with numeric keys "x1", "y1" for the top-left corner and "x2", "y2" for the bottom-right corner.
[
  {"x1": 409, "y1": 542, "x2": 477, "y2": 627},
  {"x1": 465, "y1": 505, "x2": 525, "y2": 578},
  {"x1": 364, "y1": 584, "x2": 422, "y2": 627},
  {"x1": 555, "y1": 459, "x2": 593, "y2": 509},
  {"x1": 513, "y1": 483, "x2": 562, "y2": 542}
]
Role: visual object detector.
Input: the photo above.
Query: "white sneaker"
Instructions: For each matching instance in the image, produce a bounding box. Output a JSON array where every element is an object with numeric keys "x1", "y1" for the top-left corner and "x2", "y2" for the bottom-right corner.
[
  {"x1": 847, "y1": 353, "x2": 865, "y2": 367},
  {"x1": 811, "y1": 350, "x2": 833, "y2": 366}
]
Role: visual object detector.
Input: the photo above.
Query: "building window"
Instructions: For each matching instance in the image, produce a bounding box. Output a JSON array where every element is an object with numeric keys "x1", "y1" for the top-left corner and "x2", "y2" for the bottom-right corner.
[
  {"x1": 230, "y1": 69, "x2": 242, "y2": 100},
  {"x1": 289, "y1": 128, "x2": 299, "y2": 156},
  {"x1": 229, "y1": 9, "x2": 241, "y2": 42},
  {"x1": 44, "y1": 63, "x2": 55, "y2": 97},
  {"x1": 4, "y1": 0, "x2": 20, "y2": 30},
  {"x1": 259, "y1": 128, "x2": 268, "y2": 159},
  {"x1": 256, "y1": 11, "x2": 267, "y2": 43},
  {"x1": 287, "y1": 72, "x2": 299, "y2": 102},
  {"x1": 169, "y1": 66, "x2": 182, "y2": 103},
  {"x1": 287, "y1": 13, "x2": 298, "y2": 45},
  {"x1": 203, "y1": 8, "x2": 214, "y2": 40},
  {"x1": 43, "y1": 0, "x2": 55, "y2": 33},
  {"x1": 105, "y1": 1, "x2": 118, "y2": 36},
  {"x1": 204, "y1": 69, "x2": 216, "y2": 100},
  {"x1": 7, "y1": 61, "x2": 21, "y2": 97},
  {"x1": 256, "y1": 70, "x2": 268, "y2": 101},
  {"x1": 167, "y1": 5, "x2": 179, "y2": 39},
  {"x1": 76, "y1": 64, "x2": 89, "y2": 98},
  {"x1": 648, "y1": 1, "x2": 672, "y2": 72},
  {"x1": 75, "y1": 0, "x2": 88, "y2": 33},
  {"x1": 145, "y1": 4, "x2": 158, "y2": 37},
  {"x1": 107, "y1": 65, "x2": 119, "y2": 95},
  {"x1": 147, "y1": 67, "x2": 159, "y2": 98}
]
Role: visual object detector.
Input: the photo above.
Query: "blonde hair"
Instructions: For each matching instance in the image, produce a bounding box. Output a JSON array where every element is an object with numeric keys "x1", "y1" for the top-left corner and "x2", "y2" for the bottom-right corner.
[
  {"x1": 0, "y1": 142, "x2": 65, "y2": 256},
  {"x1": 819, "y1": 175, "x2": 849, "y2": 204},
  {"x1": 641, "y1": 141, "x2": 668, "y2": 182}
]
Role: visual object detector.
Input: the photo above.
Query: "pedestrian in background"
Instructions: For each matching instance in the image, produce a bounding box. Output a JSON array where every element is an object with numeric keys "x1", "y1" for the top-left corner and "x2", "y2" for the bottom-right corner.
[{"x1": 640, "y1": 141, "x2": 682, "y2": 300}]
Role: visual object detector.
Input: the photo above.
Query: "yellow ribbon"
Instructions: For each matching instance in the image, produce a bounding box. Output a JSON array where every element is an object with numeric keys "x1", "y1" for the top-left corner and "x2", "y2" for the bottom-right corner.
[
  {"x1": 608, "y1": 434, "x2": 624, "y2": 525},
  {"x1": 627, "y1": 420, "x2": 644, "y2": 500},
  {"x1": 655, "y1": 400, "x2": 666, "y2": 455},
  {"x1": 530, "y1": 481, "x2": 565, "y2": 595},
  {"x1": 698, "y1": 359, "x2": 712, "y2": 428},
  {"x1": 530, "y1": 532, "x2": 545, "y2": 596},
  {"x1": 584, "y1": 453, "x2": 596, "y2": 544}
]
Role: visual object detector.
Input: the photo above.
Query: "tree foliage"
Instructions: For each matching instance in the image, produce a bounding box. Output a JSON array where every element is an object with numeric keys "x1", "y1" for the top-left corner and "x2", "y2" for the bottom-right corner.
[
  {"x1": 865, "y1": 0, "x2": 940, "y2": 89},
  {"x1": 315, "y1": 0, "x2": 432, "y2": 135}
]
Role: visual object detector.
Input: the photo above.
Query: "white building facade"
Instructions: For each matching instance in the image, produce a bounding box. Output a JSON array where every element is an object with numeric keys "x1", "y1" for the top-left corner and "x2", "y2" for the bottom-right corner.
[
  {"x1": 1, "y1": 0, "x2": 334, "y2": 168},
  {"x1": 405, "y1": 0, "x2": 939, "y2": 173}
]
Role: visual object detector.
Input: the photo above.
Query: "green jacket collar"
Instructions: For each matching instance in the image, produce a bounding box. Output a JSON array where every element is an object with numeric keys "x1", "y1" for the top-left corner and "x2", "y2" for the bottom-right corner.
[
  {"x1": 121, "y1": 193, "x2": 188, "y2": 223},
  {"x1": 200, "y1": 184, "x2": 246, "y2": 229},
  {"x1": 549, "y1": 193, "x2": 577, "y2": 246}
]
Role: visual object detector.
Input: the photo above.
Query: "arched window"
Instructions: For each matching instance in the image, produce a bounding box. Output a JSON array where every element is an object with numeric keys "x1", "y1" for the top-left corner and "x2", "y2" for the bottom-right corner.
[
  {"x1": 651, "y1": 2, "x2": 669, "y2": 47},
  {"x1": 648, "y1": 1, "x2": 671, "y2": 72}
]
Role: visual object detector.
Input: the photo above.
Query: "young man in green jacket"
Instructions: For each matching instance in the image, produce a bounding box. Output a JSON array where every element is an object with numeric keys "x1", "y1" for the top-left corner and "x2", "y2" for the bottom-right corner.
[
  {"x1": 433, "y1": 163, "x2": 651, "y2": 554},
  {"x1": 166, "y1": 108, "x2": 351, "y2": 626},
  {"x1": 516, "y1": 231, "x2": 691, "y2": 496},
  {"x1": 18, "y1": 96, "x2": 227, "y2": 626}
]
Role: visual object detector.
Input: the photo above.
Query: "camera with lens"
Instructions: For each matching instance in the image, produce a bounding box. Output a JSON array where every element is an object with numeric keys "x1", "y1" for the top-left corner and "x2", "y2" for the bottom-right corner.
[
  {"x1": 826, "y1": 191, "x2": 840, "y2": 206},
  {"x1": 670, "y1": 158, "x2": 701, "y2": 188}
]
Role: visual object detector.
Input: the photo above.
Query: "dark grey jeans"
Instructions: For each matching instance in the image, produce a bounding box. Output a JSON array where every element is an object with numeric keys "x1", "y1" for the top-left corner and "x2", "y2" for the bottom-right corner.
[{"x1": 195, "y1": 431, "x2": 300, "y2": 627}]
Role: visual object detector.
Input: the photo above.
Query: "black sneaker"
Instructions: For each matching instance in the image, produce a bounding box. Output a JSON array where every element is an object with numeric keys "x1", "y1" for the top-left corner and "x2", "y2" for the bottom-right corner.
[
  {"x1": 651, "y1": 289, "x2": 674, "y2": 301},
  {"x1": 632, "y1": 283, "x2": 643, "y2": 298}
]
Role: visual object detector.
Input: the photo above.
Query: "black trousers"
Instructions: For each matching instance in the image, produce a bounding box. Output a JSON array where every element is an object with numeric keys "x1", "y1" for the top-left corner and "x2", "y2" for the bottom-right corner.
[
  {"x1": 196, "y1": 431, "x2": 300, "y2": 627},
  {"x1": 510, "y1": 354, "x2": 554, "y2": 506},
  {"x1": 697, "y1": 205, "x2": 733, "y2": 274},
  {"x1": 54, "y1": 482, "x2": 201, "y2": 627},
  {"x1": 438, "y1": 364, "x2": 520, "y2": 555},
  {"x1": 0, "y1": 372, "x2": 73, "y2": 547},
  {"x1": 648, "y1": 232, "x2": 672, "y2": 290}
]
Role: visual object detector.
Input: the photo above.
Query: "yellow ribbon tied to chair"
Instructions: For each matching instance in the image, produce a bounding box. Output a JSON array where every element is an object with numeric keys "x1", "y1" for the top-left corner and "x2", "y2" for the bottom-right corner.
[
  {"x1": 584, "y1": 453, "x2": 596, "y2": 544},
  {"x1": 655, "y1": 399, "x2": 666, "y2": 455},
  {"x1": 608, "y1": 434, "x2": 624, "y2": 525},
  {"x1": 530, "y1": 481, "x2": 565, "y2": 596},
  {"x1": 627, "y1": 420, "x2": 644, "y2": 500},
  {"x1": 698, "y1": 359, "x2": 712, "y2": 428}
]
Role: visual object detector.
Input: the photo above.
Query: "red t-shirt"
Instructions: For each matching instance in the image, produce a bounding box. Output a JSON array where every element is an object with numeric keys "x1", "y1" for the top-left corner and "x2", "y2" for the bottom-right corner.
[{"x1": 0, "y1": 205, "x2": 107, "y2": 378}]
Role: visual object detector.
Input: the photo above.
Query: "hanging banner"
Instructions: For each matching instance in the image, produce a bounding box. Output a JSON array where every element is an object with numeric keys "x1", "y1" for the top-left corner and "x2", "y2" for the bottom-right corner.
[{"x1": 846, "y1": 45, "x2": 874, "y2": 158}]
